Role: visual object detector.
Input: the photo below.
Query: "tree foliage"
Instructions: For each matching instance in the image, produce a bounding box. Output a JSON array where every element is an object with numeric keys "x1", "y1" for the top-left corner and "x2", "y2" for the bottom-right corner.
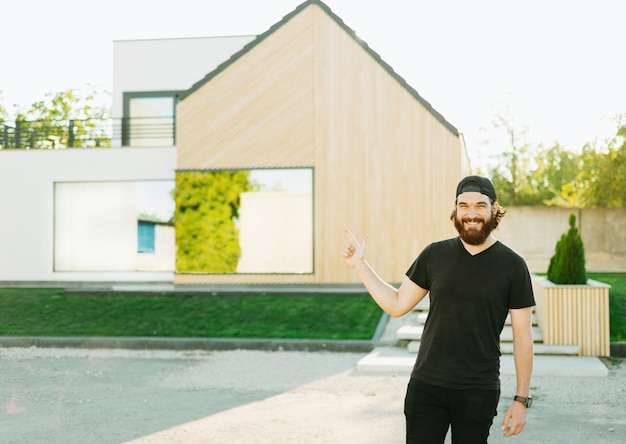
[
  {"x1": 0, "y1": 92, "x2": 7, "y2": 121},
  {"x1": 486, "y1": 114, "x2": 626, "y2": 208},
  {"x1": 535, "y1": 143, "x2": 585, "y2": 207},
  {"x1": 489, "y1": 141, "x2": 582, "y2": 206},
  {"x1": 486, "y1": 113, "x2": 533, "y2": 205},
  {"x1": 1, "y1": 85, "x2": 111, "y2": 148},
  {"x1": 174, "y1": 171, "x2": 253, "y2": 273},
  {"x1": 577, "y1": 126, "x2": 626, "y2": 207},
  {"x1": 547, "y1": 213, "x2": 587, "y2": 284}
]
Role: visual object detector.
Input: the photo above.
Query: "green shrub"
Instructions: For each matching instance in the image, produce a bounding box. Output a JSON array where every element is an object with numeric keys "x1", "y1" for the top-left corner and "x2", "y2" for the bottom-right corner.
[
  {"x1": 174, "y1": 171, "x2": 252, "y2": 272},
  {"x1": 547, "y1": 213, "x2": 587, "y2": 284}
]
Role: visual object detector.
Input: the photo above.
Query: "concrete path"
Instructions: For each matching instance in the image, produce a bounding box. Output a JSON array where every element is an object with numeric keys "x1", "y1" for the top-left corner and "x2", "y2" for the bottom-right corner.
[{"x1": 1, "y1": 347, "x2": 624, "y2": 444}]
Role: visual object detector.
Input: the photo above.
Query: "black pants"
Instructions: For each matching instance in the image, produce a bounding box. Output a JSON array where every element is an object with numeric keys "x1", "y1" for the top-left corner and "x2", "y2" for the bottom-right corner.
[{"x1": 404, "y1": 378, "x2": 500, "y2": 444}]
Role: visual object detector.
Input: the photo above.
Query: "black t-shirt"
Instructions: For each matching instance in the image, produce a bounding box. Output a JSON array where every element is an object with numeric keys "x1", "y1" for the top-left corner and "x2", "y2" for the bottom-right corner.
[{"x1": 405, "y1": 237, "x2": 535, "y2": 390}]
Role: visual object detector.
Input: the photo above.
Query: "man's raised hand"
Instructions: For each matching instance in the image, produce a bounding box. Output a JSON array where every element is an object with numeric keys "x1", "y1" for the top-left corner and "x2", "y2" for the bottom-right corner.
[{"x1": 342, "y1": 229, "x2": 368, "y2": 267}]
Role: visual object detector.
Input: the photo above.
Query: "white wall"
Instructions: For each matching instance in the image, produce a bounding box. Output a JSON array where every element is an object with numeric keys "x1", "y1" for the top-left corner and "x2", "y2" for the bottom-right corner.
[
  {"x1": 236, "y1": 192, "x2": 313, "y2": 273},
  {"x1": 135, "y1": 224, "x2": 176, "y2": 272},
  {"x1": 112, "y1": 35, "x2": 255, "y2": 119},
  {"x1": 0, "y1": 147, "x2": 176, "y2": 282},
  {"x1": 55, "y1": 182, "x2": 137, "y2": 271}
]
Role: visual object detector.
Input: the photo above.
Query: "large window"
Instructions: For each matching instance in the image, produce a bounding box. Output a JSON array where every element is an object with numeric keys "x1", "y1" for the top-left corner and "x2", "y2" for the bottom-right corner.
[
  {"x1": 54, "y1": 180, "x2": 175, "y2": 272},
  {"x1": 175, "y1": 168, "x2": 314, "y2": 274},
  {"x1": 53, "y1": 170, "x2": 313, "y2": 274}
]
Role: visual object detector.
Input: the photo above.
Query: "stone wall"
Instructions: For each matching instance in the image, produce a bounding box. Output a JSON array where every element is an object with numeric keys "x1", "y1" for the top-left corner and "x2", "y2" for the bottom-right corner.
[{"x1": 496, "y1": 207, "x2": 626, "y2": 273}]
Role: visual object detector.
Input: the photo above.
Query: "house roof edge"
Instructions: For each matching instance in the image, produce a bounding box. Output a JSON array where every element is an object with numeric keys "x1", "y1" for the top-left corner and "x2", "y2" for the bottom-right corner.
[{"x1": 180, "y1": 0, "x2": 459, "y2": 137}]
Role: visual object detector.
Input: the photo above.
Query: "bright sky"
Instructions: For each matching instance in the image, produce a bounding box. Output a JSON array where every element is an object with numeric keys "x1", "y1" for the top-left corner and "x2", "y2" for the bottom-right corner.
[{"x1": 1, "y1": 0, "x2": 624, "y2": 169}]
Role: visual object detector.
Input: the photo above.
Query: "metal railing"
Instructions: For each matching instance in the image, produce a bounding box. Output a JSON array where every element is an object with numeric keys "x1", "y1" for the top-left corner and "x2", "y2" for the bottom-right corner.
[{"x1": 0, "y1": 117, "x2": 176, "y2": 149}]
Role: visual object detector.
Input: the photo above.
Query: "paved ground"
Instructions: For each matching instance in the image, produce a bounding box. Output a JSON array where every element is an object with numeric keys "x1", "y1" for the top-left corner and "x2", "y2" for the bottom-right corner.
[{"x1": 1, "y1": 347, "x2": 624, "y2": 444}]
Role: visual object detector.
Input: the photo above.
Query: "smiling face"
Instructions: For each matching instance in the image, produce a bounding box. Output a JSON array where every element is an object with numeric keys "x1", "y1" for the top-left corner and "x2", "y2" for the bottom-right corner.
[{"x1": 452, "y1": 192, "x2": 497, "y2": 245}]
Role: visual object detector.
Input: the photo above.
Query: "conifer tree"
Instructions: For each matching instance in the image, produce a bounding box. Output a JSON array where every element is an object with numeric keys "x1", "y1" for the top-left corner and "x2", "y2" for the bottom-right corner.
[{"x1": 547, "y1": 213, "x2": 587, "y2": 284}]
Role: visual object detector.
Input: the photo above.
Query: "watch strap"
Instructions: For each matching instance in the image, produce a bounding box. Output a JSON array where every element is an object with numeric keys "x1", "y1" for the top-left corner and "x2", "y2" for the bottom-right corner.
[{"x1": 513, "y1": 395, "x2": 532, "y2": 408}]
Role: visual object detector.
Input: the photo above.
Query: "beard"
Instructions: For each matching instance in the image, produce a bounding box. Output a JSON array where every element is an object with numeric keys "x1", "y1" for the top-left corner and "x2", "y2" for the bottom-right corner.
[{"x1": 453, "y1": 211, "x2": 496, "y2": 245}]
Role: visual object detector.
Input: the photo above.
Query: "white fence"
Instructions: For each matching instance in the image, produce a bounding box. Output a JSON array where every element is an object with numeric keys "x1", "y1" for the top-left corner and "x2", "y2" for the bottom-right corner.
[{"x1": 496, "y1": 206, "x2": 626, "y2": 273}]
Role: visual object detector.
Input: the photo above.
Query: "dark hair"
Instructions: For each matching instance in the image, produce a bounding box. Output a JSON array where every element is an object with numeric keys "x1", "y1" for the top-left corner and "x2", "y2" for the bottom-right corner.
[{"x1": 450, "y1": 200, "x2": 507, "y2": 229}]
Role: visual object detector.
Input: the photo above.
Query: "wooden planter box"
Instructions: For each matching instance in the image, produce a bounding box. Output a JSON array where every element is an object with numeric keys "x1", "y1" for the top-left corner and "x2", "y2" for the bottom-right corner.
[{"x1": 532, "y1": 275, "x2": 611, "y2": 356}]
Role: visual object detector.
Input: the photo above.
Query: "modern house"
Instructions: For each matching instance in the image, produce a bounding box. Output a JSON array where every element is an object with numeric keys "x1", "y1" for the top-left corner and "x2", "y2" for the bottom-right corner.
[
  {"x1": 0, "y1": 0, "x2": 468, "y2": 285},
  {"x1": 174, "y1": 0, "x2": 468, "y2": 285}
]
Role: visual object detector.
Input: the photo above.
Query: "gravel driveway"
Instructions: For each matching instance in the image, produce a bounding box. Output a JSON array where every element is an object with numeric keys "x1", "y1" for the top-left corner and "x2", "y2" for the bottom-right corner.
[{"x1": 1, "y1": 347, "x2": 624, "y2": 443}]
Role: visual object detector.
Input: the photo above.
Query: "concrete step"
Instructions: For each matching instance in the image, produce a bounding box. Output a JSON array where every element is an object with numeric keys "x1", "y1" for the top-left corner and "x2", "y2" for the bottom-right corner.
[
  {"x1": 397, "y1": 325, "x2": 423, "y2": 340},
  {"x1": 406, "y1": 341, "x2": 580, "y2": 355},
  {"x1": 415, "y1": 312, "x2": 428, "y2": 324},
  {"x1": 357, "y1": 347, "x2": 609, "y2": 377},
  {"x1": 396, "y1": 325, "x2": 544, "y2": 343}
]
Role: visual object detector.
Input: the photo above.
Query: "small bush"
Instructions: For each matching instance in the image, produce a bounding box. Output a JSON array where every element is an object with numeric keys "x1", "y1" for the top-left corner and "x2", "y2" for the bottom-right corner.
[{"x1": 547, "y1": 213, "x2": 587, "y2": 284}]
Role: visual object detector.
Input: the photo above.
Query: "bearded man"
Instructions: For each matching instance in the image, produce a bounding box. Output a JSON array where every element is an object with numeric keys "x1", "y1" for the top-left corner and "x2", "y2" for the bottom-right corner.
[{"x1": 343, "y1": 175, "x2": 535, "y2": 444}]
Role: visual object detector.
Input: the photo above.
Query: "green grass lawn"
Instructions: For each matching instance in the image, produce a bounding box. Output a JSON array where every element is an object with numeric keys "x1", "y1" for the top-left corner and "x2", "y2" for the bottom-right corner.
[
  {"x1": 0, "y1": 288, "x2": 382, "y2": 340},
  {"x1": 588, "y1": 273, "x2": 626, "y2": 342},
  {"x1": 0, "y1": 273, "x2": 624, "y2": 342}
]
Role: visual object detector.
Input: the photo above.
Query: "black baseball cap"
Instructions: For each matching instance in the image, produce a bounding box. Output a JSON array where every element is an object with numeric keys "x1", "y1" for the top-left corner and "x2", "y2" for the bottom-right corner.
[{"x1": 456, "y1": 175, "x2": 497, "y2": 201}]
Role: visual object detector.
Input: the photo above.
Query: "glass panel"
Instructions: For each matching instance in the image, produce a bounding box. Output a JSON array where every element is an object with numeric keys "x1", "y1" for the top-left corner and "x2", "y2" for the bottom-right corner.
[
  {"x1": 175, "y1": 168, "x2": 313, "y2": 274},
  {"x1": 53, "y1": 172, "x2": 313, "y2": 274},
  {"x1": 129, "y1": 97, "x2": 174, "y2": 146},
  {"x1": 54, "y1": 180, "x2": 175, "y2": 272}
]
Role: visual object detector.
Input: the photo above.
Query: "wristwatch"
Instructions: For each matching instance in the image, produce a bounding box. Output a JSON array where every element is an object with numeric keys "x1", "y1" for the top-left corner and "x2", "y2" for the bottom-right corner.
[{"x1": 513, "y1": 395, "x2": 532, "y2": 408}]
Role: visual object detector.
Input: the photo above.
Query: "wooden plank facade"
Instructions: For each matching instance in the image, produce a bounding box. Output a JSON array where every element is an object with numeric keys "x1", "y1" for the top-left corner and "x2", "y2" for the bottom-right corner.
[{"x1": 175, "y1": 0, "x2": 468, "y2": 285}]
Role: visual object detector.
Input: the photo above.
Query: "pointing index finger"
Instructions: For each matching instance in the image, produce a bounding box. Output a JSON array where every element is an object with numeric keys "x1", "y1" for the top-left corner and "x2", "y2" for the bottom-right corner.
[{"x1": 345, "y1": 228, "x2": 359, "y2": 244}]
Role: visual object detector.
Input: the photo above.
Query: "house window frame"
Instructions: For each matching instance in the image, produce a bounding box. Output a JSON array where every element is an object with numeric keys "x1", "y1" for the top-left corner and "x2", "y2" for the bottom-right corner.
[{"x1": 121, "y1": 91, "x2": 182, "y2": 146}]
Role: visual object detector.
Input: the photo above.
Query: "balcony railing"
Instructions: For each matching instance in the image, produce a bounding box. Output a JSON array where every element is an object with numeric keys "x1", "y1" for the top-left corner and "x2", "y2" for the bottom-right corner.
[{"x1": 0, "y1": 117, "x2": 176, "y2": 150}]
